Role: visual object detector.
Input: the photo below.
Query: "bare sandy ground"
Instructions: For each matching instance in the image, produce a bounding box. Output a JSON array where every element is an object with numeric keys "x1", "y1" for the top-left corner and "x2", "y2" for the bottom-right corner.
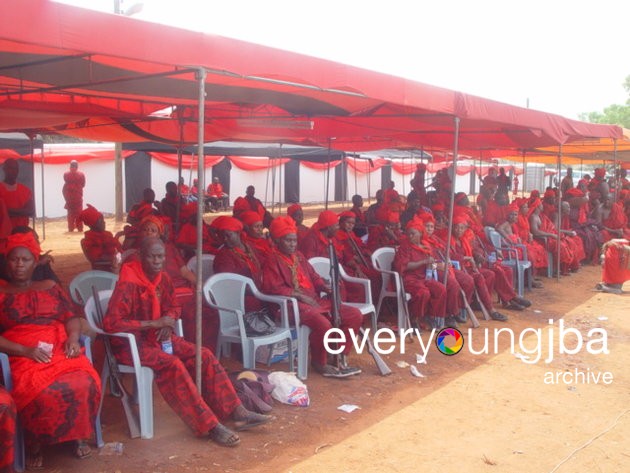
[{"x1": 33, "y1": 212, "x2": 629, "y2": 473}]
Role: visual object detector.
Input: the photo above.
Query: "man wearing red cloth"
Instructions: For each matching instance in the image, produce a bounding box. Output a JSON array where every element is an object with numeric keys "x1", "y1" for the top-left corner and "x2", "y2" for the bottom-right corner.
[
  {"x1": 237, "y1": 186, "x2": 273, "y2": 228},
  {"x1": 62, "y1": 160, "x2": 85, "y2": 232},
  {"x1": 262, "y1": 216, "x2": 362, "y2": 378},
  {"x1": 287, "y1": 204, "x2": 309, "y2": 242},
  {"x1": 238, "y1": 211, "x2": 272, "y2": 259},
  {"x1": 0, "y1": 158, "x2": 34, "y2": 229},
  {"x1": 104, "y1": 237, "x2": 271, "y2": 446},
  {"x1": 598, "y1": 196, "x2": 630, "y2": 242},
  {"x1": 450, "y1": 217, "x2": 509, "y2": 321},
  {"x1": 79, "y1": 204, "x2": 122, "y2": 273},
  {"x1": 299, "y1": 210, "x2": 342, "y2": 261},
  {"x1": 175, "y1": 203, "x2": 221, "y2": 259},
  {"x1": 529, "y1": 198, "x2": 578, "y2": 275},
  {"x1": 349, "y1": 194, "x2": 368, "y2": 238},
  {"x1": 596, "y1": 239, "x2": 630, "y2": 294},
  {"x1": 366, "y1": 209, "x2": 403, "y2": 252},
  {"x1": 206, "y1": 177, "x2": 229, "y2": 212}
]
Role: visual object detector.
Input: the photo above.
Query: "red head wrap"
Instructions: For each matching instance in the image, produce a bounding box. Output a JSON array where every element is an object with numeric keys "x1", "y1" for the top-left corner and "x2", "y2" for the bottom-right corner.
[
  {"x1": 232, "y1": 197, "x2": 250, "y2": 214},
  {"x1": 210, "y1": 216, "x2": 243, "y2": 233},
  {"x1": 287, "y1": 204, "x2": 302, "y2": 216},
  {"x1": 79, "y1": 204, "x2": 102, "y2": 228},
  {"x1": 530, "y1": 190, "x2": 540, "y2": 199},
  {"x1": 417, "y1": 211, "x2": 435, "y2": 224},
  {"x1": 317, "y1": 210, "x2": 338, "y2": 228},
  {"x1": 544, "y1": 189, "x2": 556, "y2": 199},
  {"x1": 338, "y1": 211, "x2": 356, "y2": 221},
  {"x1": 140, "y1": 215, "x2": 165, "y2": 235},
  {"x1": 452, "y1": 215, "x2": 468, "y2": 226},
  {"x1": 594, "y1": 168, "x2": 606, "y2": 179},
  {"x1": 565, "y1": 188, "x2": 584, "y2": 198},
  {"x1": 269, "y1": 216, "x2": 297, "y2": 239},
  {"x1": 239, "y1": 211, "x2": 262, "y2": 226},
  {"x1": 180, "y1": 202, "x2": 198, "y2": 220},
  {"x1": 529, "y1": 198, "x2": 542, "y2": 210},
  {"x1": 455, "y1": 192, "x2": 468, "y2": 204},
  {"x1": 5, "y1": 232, "x2": 41, "y2": 260},
  {"x1": 385, "y1": 211, "x2": 400, "y2": 223},
  {"x1": 406, "y1": 216, "x2": 425, "y2": 233},
  {"x1": 507, "y1": 202, "x2": 519, "y2": 213},
  {"x1": 432, "y1": 202, "x2": 446, "y2": 213}
]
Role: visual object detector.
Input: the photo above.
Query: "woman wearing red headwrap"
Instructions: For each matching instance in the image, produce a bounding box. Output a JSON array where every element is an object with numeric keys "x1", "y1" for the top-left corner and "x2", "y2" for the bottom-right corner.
[
  {"x1": 0, "y1": 233, "x2": 101, "y2": 468},
  {"x1": 366, "y1": 210, "x2": 403, "y2": 252},
  {"x1": 597, "y1": 239, "x2": 630, "y2": 294},
  {"x1": 423, "y1": 213, "x2": 476, "y2": 319},
  {"x1": 287, "y1": 204, "x2": 309, "y2": 242},
  {"x1": 299, "y1": 210, "x2": 343, "y2": 259},
  {"x1": 80, "y1": 204, "x2": 122, "y2": 273},
  {"x1": 263, "y1": 217, "x2": 362, "y2": 379},
  {"x1": 176, "y1": 203, "x2": 221, "y2": 259},
  {"x1": 336, "y1": 212, "x2": 381, "y2": 304},
  {"x1": 394, "y1": 218, "x2": 455, "y2": 329},
  {"x1": 238, "y1": 211, "x2": 272, "y2": 259},
  {"x1": 449, "y1": 217, "x2": 509, "y2": 321},
  {"x1": 213, "y1": 217, "x2": 264, "y2": 311}
]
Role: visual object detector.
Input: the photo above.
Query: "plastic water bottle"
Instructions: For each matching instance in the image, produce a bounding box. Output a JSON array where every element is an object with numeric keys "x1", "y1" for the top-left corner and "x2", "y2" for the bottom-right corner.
[
  {"x1": 488, "y1": 252, "x2": 497, "y2": 264},
  {"x1": 425, "y1": 267, "x2": 433, "y2": 280},
  {"x1": 432, "y1": 263, "x2": 438, "y2": 281},
  {"x1": 161, "y1": 339, "x2": 173, "y2": 355}
]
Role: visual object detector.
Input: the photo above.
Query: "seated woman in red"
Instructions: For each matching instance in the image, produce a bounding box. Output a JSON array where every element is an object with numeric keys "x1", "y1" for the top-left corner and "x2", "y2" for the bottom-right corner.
[
  {"x1": 80, "y1": 204, "x2": 122, "y2": 273},
  {"x1": 0, "y1": 233, "x2": 100, "y2": 469},
  {"x1": 237, "y1": 211, "x2": 272, "y2": 260}
]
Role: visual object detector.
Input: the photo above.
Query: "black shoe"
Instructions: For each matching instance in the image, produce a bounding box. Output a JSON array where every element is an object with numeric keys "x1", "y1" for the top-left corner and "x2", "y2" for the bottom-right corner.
[
  {"x1": 430, "y1": 317, "x2": 445, "y2": 330},
  {"x1": 454, "y1": 312, "x2": 468, "y2": 324},
  {"x1": 490, "y1": 311, "x2": 509, "y2": 322},
  {"x1": 513, "y1": 296, "x2": 531, "y2": 308},
  {"x1": 503, "y1": 300, "x2": 525, "y2": 311},
  {"x1": 339, "y1": 366, "x2": 362, "y2": 377},
  {"x1": 444, "y1": 316, "x2": 459, "y2": 328}
]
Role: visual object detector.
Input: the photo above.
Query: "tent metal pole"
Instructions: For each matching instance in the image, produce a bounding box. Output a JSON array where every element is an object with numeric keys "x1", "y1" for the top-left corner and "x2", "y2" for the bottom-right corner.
[
  {"x1": 175, "y1": 120, "x2": 184, "y2": 236},
  {"x1": 556, "y1": 145, "x2": 562, "y2": 282},
  {"x1": 613, "y1": 139, "x2": 618, "y2": 196},
  {"x1": 40, "y1": 142, "x2": 45, "y2": 240},
  {"x1": 325, "y1": 140, "x2": 331, "y2": 210},
  {"x1": 353, "y1": 155, "x2": 358, "y2": 197},
  {"x1": 521, "y1": 150, "x2": 526, "y2": 198},
  {"x1": 194, "y1": 68, "x2": 206, "y2": 393},
  {"x1": 443, "y1": 117, "x2": 460, "y2": 286}
]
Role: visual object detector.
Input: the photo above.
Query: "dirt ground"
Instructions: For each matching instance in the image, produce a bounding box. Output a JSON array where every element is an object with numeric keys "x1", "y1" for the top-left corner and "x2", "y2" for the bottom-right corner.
[{"x1": 31, "y1": 208, "x2": 629, "y2": 473}]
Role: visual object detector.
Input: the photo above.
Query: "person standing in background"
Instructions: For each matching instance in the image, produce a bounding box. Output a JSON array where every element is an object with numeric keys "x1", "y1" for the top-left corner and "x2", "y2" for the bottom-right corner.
[
  {"x1": 0, "y1": 158, "x2": 34, "y2": 230},
  {"x1": 62, "y1": 160, "x2": 85, "y2": 232}
]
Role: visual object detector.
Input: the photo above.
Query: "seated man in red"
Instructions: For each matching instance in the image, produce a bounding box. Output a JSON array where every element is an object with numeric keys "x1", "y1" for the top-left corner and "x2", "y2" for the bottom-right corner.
[
  {"x1": 176, "y1": 203, "x2": 221, "y2": 259},
  {"x1": 206, "y1": 177, "x2": 229, "y2": 212},
  {"x1": 80, "y1": 204, "x2": 122, "y2": 273},
  {"x1": 366, "y1": 209, "x2": 403, "y2": 252},
  {"x1": 104, "y1": 237, "x2": 271, "y2": 447},
  {"x1": 299, "y1": 210, "x2": 342, "y2": 261},
  {"x1": 287, "y1": 204, "x2": 309, "y2": 242},
  {"x1": 262, "y1": 217, "x2": 362, "y2": 378},
  {"x1": 233, "y1": 186, "x2": 273, "y2": 228},
  {"x1": 349, "y1": 194, "x2": 368, "y2": 238},
  {"x1": 596, "y1": 238, "x2": 630, "y2": 294},
  {"x1": 238, "y1": 211, "x2": 272, "y2": 260}
]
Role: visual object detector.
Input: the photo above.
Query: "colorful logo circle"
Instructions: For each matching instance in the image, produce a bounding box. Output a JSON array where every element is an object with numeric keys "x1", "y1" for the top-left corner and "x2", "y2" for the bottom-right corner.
[{"x1": 436, "y1": 327, "x2": 464, "y2": 355}]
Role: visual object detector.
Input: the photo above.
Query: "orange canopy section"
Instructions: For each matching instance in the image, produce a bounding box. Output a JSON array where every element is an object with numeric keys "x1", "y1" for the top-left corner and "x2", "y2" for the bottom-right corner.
[{"x1": 0, "y1": 0, "x2": 623, "y2": 154}]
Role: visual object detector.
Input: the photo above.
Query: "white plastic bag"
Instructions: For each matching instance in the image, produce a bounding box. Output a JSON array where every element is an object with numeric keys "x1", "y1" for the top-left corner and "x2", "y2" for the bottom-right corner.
[{"x1": 268, "y1": 371, "x2": 310, "y2": 407}]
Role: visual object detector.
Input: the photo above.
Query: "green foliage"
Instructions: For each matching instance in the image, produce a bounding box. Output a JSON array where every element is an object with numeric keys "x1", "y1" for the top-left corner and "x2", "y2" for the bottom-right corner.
[{"x1": 579, "y1": 75, "x2": 630, "y2": 128}]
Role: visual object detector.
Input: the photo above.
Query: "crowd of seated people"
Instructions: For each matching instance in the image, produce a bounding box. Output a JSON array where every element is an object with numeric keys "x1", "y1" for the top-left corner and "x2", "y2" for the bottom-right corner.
[{"x1": 0, "y1": 166, "x2": 628, "y2": 466}]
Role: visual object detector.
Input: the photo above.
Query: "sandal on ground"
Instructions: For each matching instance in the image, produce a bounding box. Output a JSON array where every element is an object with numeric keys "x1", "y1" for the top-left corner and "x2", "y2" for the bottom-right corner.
[
  {"x1": 26, "y1": 444, "x2": 44, "y2": 470},
  {"x1": 75, "y1": 440, "x2": 92, "y2": 460},
  {"x1": 490, "y1": 311, "x2": 509, "y2": 322},
  {"x1": 233, "y1": 410, "x2": 273, "y2": 432},
  {"x1": 513, "y1": 297, "x2": 532, "y2": 308},
  {"x1": 208, "y1": 423, "x2": 241, "y2": 447}
]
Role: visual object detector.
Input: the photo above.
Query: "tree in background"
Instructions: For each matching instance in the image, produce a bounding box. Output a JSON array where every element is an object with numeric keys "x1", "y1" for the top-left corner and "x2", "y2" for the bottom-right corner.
[{"x1": 580, "y1": 75, "x2": 630, "y2": 128}]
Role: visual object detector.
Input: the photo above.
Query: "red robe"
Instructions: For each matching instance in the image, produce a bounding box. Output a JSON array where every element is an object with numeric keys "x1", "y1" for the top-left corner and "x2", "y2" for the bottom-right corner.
[
  {"x1": 0, "y1": 182, "x2": 32, "y2": 228},
  {"x1": 537, "y1": 214, "x2": 579, "y2": 271},
  {"x1": 336, "y1": 229, "x2": 381, "y2": 304},
  {"x1": 393, "y1": 240, "x2": 447, "y2": 319},
  {"x1": 601, "y1": 201, "x2": 630, "y2": 241},
  {"x1": 262, "y1": 249, "x2": 362, "y2": 366},
  {"x1": 514, "y1": 214, "x2": 549, "y2": 270},
  {"x1": 206, "y1": 183, "x2": 225, "y2": 198},
  {"x1": 104, "y1": 261, "x2": 240, "y2": 435},
  {"x1": 0, "y1": 285, "x2": 100, "y2": 447},
  {"x1": 0, "y1": 386, "x2": 16, "y2": 470},
  {"x1": 176, "y1": 222, "x2": 220, "y2": 255},
  {"x1": 213, "y1": 243, "x2": 264, "y2": 311},
  {"x1": 366, "y1": 225, "x2": 401, "y2": 252},
  {"x1": 242, "y1": 233, "x2": 272, "y2": 260},
  {"x1": 482, "y1": 199, "x2": 504, "y2": 227},
  {"x1": 81, "y1": 229, "x2": 122, "y2": 272},
  {"x1": 601, "y1": 240, "x2": 630, "y2": 285},
  {"x1": 63, "y1": 169, "x2": 85, "y2": 231}
]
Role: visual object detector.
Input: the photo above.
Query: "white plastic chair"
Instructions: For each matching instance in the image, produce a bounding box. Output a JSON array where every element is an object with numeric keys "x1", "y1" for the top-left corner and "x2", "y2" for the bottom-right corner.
[
  {"x1": 371, "y1": 247, "x2": 411, "y2": 330},
  {"x1": 307, "y1": 256, "x2": 377, "y2": 330},
  {"x1": 203, "y1": 273, "x2": 295, "y2": 372},
  {"x1": 186, "y1": 254, "x2": 215, "y2": 284},
  {"x1": 1, "y1": 335, "x2": 104, "y2": 472},
  {"x1": 485, "y1": 227, "x2": 532, "y2": 297},
  {"x1": 85, "y1": 290, "x2": 183, "y2": 440},
  {"x1": 69, "y1": 270, "x2": 118, "y2": 306}
]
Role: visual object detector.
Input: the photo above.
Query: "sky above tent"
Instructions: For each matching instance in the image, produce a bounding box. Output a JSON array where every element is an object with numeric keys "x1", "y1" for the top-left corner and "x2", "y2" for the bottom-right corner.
[{"x1": 54, "y1": 0, "x2": 630, "y2": 122}]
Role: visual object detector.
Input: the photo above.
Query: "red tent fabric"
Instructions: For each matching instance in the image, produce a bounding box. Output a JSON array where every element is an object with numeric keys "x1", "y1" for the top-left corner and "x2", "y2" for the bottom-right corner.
[{"x1": 0, "y1": 0, "x2": 622, "y2": 153}]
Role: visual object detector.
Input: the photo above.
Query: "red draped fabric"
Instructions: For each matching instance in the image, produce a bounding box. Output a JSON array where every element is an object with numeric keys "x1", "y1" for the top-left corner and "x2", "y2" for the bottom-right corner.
[
  {"x1": 300, "y1": 160, "x2": 341, "y2": 170},
  {"x1": 601, "y1": 240, "x2": 630, "y2": 285}
]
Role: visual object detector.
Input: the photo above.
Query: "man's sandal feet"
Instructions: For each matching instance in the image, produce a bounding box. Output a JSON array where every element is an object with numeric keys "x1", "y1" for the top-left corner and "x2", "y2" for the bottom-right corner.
[
  {"x1": 75, "y1": 440, "x2": 92, "y2": 460},
  {"x1": 316, "y1": 364, "x2": 355, "y2": 379},
  {"x1": 208, "y1": 423, "x2": 241, "y2": 447},
  {"x1": 233, "y1": 411, "x2": 273, "y2": 431},
  {"x1": 502, "y1": 300, "x2": 524, "y2": 311},
  {"x1": 513, "y1": 297, "x2": 532, "y2": 307},
  {"x1": 490, "y1": 311, "x2": 509, "y2": 322}
]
